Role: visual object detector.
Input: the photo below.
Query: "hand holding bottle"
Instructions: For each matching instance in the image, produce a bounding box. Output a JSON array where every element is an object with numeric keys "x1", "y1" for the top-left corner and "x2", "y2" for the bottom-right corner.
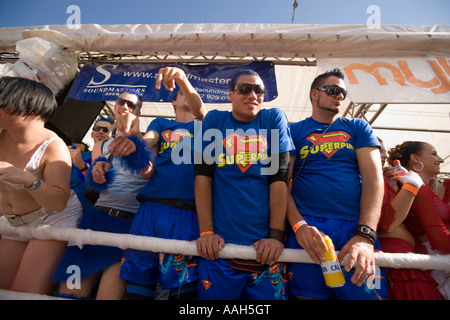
[
  {"x1": 397, "y1": 171, "x2": 424, "y2": 189},
  {"x1": 393, "y1": 160, "x2": 408, "y2": 176},
  {"x1": 392, "y1": 160, "x2": 424, "y2": 189}
]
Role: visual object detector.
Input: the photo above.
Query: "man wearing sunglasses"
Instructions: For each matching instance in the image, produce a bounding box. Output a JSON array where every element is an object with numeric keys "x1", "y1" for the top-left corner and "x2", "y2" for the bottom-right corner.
[
  {"x1": 120, "y1": 66, "x2": 207, "y2": 300},
  {"x1": 67, "y1": 116, "x2": 114, "y2": 212},
  {"x1": 55, "y1": 89, "x2": 150, "y2": 299},
  {"x1": 285, "y1": 68, "x2": 387, "y2": 300},
  {"x1": 68, "y1": 117, "x2": 113, "y2": 174},
  {"x1": 194, "y1": 69, "x2": 294, "y2": 300}
]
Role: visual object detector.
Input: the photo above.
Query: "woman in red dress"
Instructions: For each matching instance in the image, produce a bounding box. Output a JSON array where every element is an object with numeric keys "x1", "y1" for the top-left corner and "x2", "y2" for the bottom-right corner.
[{"x1": 377, "y1": 139, "x2": 446, "y2": 300}]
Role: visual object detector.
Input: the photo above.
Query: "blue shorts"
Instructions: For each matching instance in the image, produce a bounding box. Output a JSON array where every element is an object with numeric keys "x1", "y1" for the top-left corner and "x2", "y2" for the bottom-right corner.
[
  {"x1": 197, "y1": 258, "x2": 288, "y2": 300},
  {"x1": 120, "y1": 201, "x2": 199, "y2": 290},
  {"x1": 53, "y1": 206, "x2": 133, "y2": 283},
  {"x1": 285, "y1": 216, "x2": 388, "y2": 300}
]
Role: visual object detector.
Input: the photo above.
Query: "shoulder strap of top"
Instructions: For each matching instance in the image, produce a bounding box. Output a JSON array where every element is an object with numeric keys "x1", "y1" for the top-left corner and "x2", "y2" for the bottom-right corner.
[{"x1": 24, "y1": 136, "x2": 62, "y2": 174}]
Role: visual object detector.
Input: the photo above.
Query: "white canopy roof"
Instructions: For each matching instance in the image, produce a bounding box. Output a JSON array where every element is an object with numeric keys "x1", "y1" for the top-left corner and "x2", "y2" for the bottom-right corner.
[
  {"x1": 1, "y1": 23, "x2": 449, "y2": 58},
  {"x1": 1, "y1": 23, "x2": 449, "y2": 175}
]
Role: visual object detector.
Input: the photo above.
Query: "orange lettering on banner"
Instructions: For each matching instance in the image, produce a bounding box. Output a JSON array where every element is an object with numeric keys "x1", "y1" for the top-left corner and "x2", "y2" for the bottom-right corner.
[
  {"x1": 436, "y1": 57, "x2": 450, "y2": 75},
  {"x1": 397, "y1": 61, "x2": 440, "y2": 88},
  {"x1": 427, "y1": 58, "x2": 450, "y2": 94},
  {"x1": 343, "y1": 57, "x2": 450, "y2": 94},
  {"x1": 344, "y1": 62, "x2": 407, "y2": 86}
]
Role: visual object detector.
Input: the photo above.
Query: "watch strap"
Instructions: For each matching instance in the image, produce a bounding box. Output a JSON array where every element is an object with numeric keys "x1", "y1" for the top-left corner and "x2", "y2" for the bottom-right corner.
[
  {"x1": 268, "y1": 228, "x2": 284, "y2": 243},
  {"x1": 80, "y1": 162, "x2": 90, "y2": 172},
  {"x1": 25, "y1": 179, "x2": 41, "y2": 191},
  {"x1": 355, "y1": 224, "x2": 376, "y2": 245}
]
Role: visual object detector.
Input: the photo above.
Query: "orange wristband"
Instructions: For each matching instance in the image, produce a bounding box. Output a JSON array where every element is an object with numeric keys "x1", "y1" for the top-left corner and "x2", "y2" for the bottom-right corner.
[
  {"x1": 402, "y1": 183, "x2": 419, "y2": 196},
  {"x1": 293, "y1": 220, "x2": 308, "y2": 233},
  {"x1": 200, "y1": 231, "x2": 214, "y2": 237}
]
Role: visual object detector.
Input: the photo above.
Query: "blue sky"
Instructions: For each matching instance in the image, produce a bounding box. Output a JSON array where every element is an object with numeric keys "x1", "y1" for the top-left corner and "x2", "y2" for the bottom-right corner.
[{"x1": 0, "y1": 0, "x2": 448, "y2": 28}]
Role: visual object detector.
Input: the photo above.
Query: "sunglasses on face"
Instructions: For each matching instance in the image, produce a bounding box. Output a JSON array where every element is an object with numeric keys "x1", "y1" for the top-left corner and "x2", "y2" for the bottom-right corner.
[
  {"x1": 116, "y1": 97, "x2": 137, "y2": 111},
  {"x1": 316, "y1": 84, "x2": 347, "y2": 99},
  {"x1": 234, "y1": 83, "x2": 266, "y2": 96},
  {"x1": 93, "y1": 125, "x2": 110, "y2": 133}
]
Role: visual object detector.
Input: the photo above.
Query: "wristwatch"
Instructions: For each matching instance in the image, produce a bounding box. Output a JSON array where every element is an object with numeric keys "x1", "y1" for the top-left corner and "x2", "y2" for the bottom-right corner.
[
  {"x1": 80, "y1": 162, "x2": 90, "y2": 172},
  {"x1": 25, "y1": 179, "x2": 41, "y2": 191},
  {"x1": 355, "y1": 224, "x2": 376, "y2": 245}
]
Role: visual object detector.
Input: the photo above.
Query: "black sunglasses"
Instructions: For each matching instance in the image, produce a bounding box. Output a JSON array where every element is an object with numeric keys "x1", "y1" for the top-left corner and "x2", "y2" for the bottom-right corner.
[
  {"x1": 316, "y1": 84, "x2": 347, "y2": 99},
  {"x1": 116, "y1": 97, "x2": 137, "y2": 111},
  {"x1": 93, "y1": 125, "x2": 110, "y2": 133},
  {"x1": 234, "y1": 83, "x2": 266, "y2": 96}
]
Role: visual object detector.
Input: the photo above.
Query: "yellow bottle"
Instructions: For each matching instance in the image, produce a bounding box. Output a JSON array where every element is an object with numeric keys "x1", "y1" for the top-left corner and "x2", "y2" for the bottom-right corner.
[{"x1": 319, "y1": 236, "x2": 346, "y2": 288}]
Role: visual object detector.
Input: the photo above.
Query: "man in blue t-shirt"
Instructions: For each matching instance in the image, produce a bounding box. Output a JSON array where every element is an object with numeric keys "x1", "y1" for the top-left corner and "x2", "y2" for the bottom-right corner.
[
  {"x1": 120, "y1": 67, "x2": 206, "y2": 300},
  {"x1": 285, "y1": 68, "x2": 387, "y2": 300},
  {"x1": 194, "y1": 69, "x2": 294, "y2": 300}
]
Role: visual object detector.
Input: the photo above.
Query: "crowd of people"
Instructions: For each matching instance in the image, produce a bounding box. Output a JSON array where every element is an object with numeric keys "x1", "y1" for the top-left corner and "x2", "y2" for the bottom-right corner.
[{"x1": 0, "y1": 65, "x2": 448, "y2": 300}]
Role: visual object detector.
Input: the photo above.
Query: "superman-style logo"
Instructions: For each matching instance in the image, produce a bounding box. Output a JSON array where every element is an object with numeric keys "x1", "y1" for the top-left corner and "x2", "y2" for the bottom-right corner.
[
  {"x1": 159, "y1": 129, "x2": 193, "y2": 153},
  {"x1": 161, "y1": 129, "x2": 191, "y2": 142},
  {"x1": 306, "y1": 131, "x2": 351, "y2": 159},
  {"x1": 222, "y1": 134, "x2": 268, "y2": 173},
  {"x1": 269, "y1": 263, "x2": 280, "y2": 273},
  {"x1": 223, "y1": 134, "x2": 268, "y2": 155},
  {"x1": 202, "y1": 280, "x2": 212, "y2": 291}
]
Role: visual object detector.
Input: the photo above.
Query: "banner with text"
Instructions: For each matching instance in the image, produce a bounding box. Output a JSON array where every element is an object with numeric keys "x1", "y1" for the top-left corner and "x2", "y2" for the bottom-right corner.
[
  {"x1": 318, "y1": 56, "x2": 450, "y2": 103},
  {"x1": 66, "y1": 61, "x2": 277, "y2": 103}
]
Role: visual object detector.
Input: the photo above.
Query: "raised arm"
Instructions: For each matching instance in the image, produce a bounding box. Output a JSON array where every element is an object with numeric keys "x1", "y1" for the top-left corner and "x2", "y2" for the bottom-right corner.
[{"x1": 156, "y1": 67, "x2": 206, "y2": 120}]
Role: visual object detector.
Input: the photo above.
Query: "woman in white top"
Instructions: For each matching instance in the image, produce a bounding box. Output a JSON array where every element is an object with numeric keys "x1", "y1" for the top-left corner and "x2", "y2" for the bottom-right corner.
[{"x1": 0, "y1": 77, "x2": 81, "y2": 295}]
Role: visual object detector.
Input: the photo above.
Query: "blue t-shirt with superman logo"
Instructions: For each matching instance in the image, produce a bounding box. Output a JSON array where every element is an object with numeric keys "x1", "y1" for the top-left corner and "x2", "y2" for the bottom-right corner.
[
  {"x1": 137, "y1": 118, "x2": 198, "y2": 202},
  {"x1": 198, "y1": 108, "x2": 294, "y2": 245},
  {"x1": 290, "y1": 117, "x2": 380, "y2": 221}
]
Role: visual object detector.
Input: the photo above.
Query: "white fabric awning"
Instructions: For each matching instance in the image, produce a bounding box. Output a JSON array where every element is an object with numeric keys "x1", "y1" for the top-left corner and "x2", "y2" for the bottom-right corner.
[{"x1": 1, "y1": 24, "x2": 449, "y2": 58}]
